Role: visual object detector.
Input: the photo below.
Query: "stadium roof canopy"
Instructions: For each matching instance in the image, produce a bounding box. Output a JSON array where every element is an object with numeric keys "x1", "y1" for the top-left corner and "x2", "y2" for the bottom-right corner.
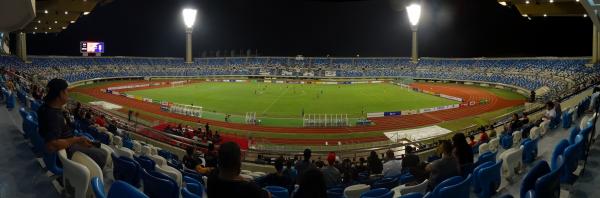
[
  {"x1": 0, "y1": 0, "x2": 109, "y2": 33},
  {"x1": 497, "y1": 0, "x2": 586, "y2": 17}
]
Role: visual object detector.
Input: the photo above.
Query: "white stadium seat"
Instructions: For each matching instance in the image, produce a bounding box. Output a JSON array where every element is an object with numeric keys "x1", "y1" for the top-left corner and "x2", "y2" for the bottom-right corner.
[
  {"x1": 478, "y1": 142, "x2": 490, "y2": 154},
  {"x1": 58, "y1": 150, "x2": 90, "y2": 198},
  {"x1": 393, "y1": 179, "x2": 429, "y2": 196},
  {"x1": 99, "y1": 144, "x2": 115, "y2": 169},
  {"x1": 72, "y1": 151, "x2": 104, "y2": 198},
  {"x1": 539, "y1": 120, "x2": 550, "y2": 136},
  {"x1": 529, "y1": 127, "x2": 540, "y2": 140},
  {"x1": 344, "y1": 184, "x2": 370, "y2": 198},
  {"x1": 512, "y1": 131, "x2": 522, "y2": 147},
  {"x1": 113, "y1": 136, "x2": 123, "y2": 148},
  {"x1": 115, "y1": 147, "x2": 134, "y2": 159},
  {"x1": 499, "y1": 146, "x2": 523, "y2": 188},
  {"x1": 488, "y1": 138, "x2": 499, "y2": 153}
]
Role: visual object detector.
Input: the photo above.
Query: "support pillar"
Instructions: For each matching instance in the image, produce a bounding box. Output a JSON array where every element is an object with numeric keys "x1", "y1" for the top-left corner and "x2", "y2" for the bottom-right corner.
[
  {"x1": 593, "y1": 25, "x2": 598, "y2": 64},
  {"x1": 15, "y1": 32, "x2": 27, "y2": 61},
  {"x1": 411, "y1": 30, "x2": 418, "y2": 63},
  {"x1": 185, "y1": 29, "x2": 193, "y2": 63}
]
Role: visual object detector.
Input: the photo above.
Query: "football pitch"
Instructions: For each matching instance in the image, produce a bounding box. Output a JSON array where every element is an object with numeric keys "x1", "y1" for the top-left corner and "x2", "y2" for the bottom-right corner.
[{"x1": 125, "y1": 82, "x2": 460, "y2": 119}]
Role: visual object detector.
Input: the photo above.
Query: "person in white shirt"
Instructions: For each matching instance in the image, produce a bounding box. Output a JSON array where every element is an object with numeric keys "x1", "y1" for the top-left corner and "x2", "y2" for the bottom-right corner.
[
  {"x1": 542, "y1": 101, "x2": 556, "y2": 121},
  {"x1": 382, "y1": 150, "x2": 403, "y2": 178}
]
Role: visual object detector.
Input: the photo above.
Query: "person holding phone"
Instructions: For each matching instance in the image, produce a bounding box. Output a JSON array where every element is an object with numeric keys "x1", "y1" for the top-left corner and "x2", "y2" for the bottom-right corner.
[{"x1": 38, "y1": 78, "x2": 106, "y2": 168}]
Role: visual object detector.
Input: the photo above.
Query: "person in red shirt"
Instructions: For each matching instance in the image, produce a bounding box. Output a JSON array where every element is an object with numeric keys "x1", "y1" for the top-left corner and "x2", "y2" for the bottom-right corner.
[
  {"x1": 468, "y1": 135, "x2": 476, "y2": 147},
  {"x1": 95, "y1": 115, "x2": 106, "y2": 127},
  {"x1": 479, "y1": 130, "x2": 489, "y2": 143}
]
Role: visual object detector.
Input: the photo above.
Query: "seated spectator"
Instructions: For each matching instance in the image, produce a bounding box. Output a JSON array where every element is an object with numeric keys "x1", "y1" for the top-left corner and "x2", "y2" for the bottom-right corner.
[
  {"x1": 355, "y1": 157, "x2": 368, "y2": 174},
  {"x1": 382, "y1": 150, "x2": 403, "y2": 178},
  {"x1": 367, "y1": 151, "x2": 383, "y2": 174},
  {"x1": 321, "y1": 152, "x2": 342, "y2": 188},
  {"x1": 282, "y1": 159, "x2": 298, "y2": 183},
  {"x1": 554, "y1": 98, "x2": 562, "y2": 118},
  {"x1": 204, "y1": 143, "x2": 218, "y2": 168},
  {"x1": 339, "y1": 158, "x2": 355, "y2": 185},
  {"x1": 478, "y1": 129, "x2": 489, "y2": 143},
  {"x1": 507, "y1": 113, "x2": 523, "y2": 132},
  {"x1": 294, "y1": 168, "x2": 327, "y2": 198},
  {"x1": 213, "y1": 130, "x2": 222, "y2": 143},
  {"x1": 426, "y1": 140, "x2": 460, "y2": 191},
  {"x1": 402, "y1": 146, "x2": 426, "y2": 185},
  {"x1": 468, "y1": 135, "x2": 476, "y2": 147},
  {"x1": 264, "y1": 157, "x2": 293, "y2": 188},
  {"x1": 38, "y1": 79, "x2": 107, "y2": 168},
  {"x1": 95, "y1": 115, "x2": 106, "y2": 127},
  {"x1": 541, "y1": 101, "x2": 556, "y2": 122},
  {"x1": 183, "y1": 147, "x2": 201, "y2": 170},
  {"x1": 295, "y1": 148, "x2": 316, "y2": 177},
  {"x1": 207, "y1": 142, "x2": 270, "y2": 198},
  {"x1": 452, "y1": 133, "x2": 474, "y2": 166}
]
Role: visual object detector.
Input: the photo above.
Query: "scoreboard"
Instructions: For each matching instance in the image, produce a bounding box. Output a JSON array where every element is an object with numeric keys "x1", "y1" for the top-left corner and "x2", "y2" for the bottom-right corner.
[{"x1": 80, "y1": 41, "x2": 104, "y2": 53}]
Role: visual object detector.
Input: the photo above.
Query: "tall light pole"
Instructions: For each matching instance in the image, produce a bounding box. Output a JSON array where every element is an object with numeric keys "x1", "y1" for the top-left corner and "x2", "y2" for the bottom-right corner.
[
  {"x1": 182, "y1": 8, "x2": 197, "y2": 63},
  {"x1": 406, "y1": 3, "x2": 421, "y2": 63}
]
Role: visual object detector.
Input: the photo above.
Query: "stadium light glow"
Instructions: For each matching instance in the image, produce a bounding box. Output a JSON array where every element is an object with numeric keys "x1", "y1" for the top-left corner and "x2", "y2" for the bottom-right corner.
[
  {"x1": 406, "y1": 4, "x2": 422, "y2": 26},
  {"x1": 62, "y1": 27, "x2": 66, "y2": 30},
  {"x1": 48, "y1": 27, "x2": 52, "y2": 30},
  {"x1": 70, "y1": 21, "x2": 75, "y2": 23},
  {"x1": 584, "y1": 14, "x2": 588, "y2": 17},
  {"x1": 499, "y1": 2, "x2": 507, "y2": 6},
  {"x1": 54, "y1": 20, "x2": 58, "y2": 24},
  {"x1": 34, "y1": 27, "x2": 37, "y2": 30},
  {"x1": 65, "y1": 11, "x2": 68, "y2": 15},
  {"x1": 522, "y1": 14, "x2": 528, "y2": 17},
  {"x1": 543, "y1": 13, "x2": 547, "y2": 17},
  {"x1": 83, "y1": 12, "x2": 90, "y2": 15},
  {"x1": 549, "y1": 0, "x2": 554, "y2": 3},
  {"x1": 38, "y1": 20, "x2": 41, "y2": 23},
  {"x1": 44, "y1": 10, "x2": 48, "y2": 14},
  {"x1": 525, "y1": 0, "x2": 530, "y2": 4},
  {"x1": 182, "y1": 8, "x2": 197, "y2": 28}
]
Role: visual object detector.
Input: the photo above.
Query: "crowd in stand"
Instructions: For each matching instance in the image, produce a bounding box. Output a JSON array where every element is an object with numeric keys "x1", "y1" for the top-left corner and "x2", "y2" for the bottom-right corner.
[{"x1": 2, "y1": 55, "x2": 600, "y2": 100}]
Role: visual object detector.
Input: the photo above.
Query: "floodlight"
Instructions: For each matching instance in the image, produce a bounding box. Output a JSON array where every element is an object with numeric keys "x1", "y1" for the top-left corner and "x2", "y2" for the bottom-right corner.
[
  {"x1": 182, "y1": 8, "x2": 197, "y2": 28},
  {"x1": 584, "y1": 14, "x2": 588, "y2": 17},
  {"x1": 525, "y1": 0, "x2": 530, "y2": 4},
  {"x1": 83, "y1": 12, "x2": 90, "y2": 15},
  {"x1": 70, "y1": 21, "x2": 75, "y2": 23},
  {"x1": 44, "y1": 10, "x2": 48, "y2": 14},
  {"x1": 65, "y1": 11, "x2": 69, "y2": 15},
  {"x1": 406, "y1": 4, "x2": 421, "y2": 26},
  {"x1": 499, "y1": 2, "x2": 507, "y2": 6}
]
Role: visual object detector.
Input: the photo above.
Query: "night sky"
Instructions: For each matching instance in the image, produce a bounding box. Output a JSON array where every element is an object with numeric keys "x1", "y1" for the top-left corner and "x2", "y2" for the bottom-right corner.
[{"x1": 25, "y1": 0, "x2": 593, "y2": 58}]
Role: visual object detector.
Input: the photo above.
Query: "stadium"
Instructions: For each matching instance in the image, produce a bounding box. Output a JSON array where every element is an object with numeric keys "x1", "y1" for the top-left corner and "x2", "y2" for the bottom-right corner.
[{"x1": 1, "y1": 0, "x2": 600, "y2": 198}]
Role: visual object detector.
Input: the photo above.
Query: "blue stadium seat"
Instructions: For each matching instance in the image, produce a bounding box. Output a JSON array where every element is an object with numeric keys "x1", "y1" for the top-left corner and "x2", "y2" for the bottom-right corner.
[
  {"x1": 521, "y1": 139, "x2": 538, "y2": 164},
  {"x1": 91, "y1": 177, "x2": 106, "y2": 198},
  {"x1": 475, "y1": 151, "x2": 496, "y2": 168},
  {"x1": 327, "y1": 187, "x2": 344, "y2": 198},
  {"x1": 141, "y1": 168, "x2": 179, "y2": 198},
  {"x1": 266, "y1": 186, "x2": 289, "y2": 198},
  {"x1": 562, "y1": 111, "x2": 572, "y2": 129},
  {"x1": 476, "y1": 160, "x2": 503, "y2": 198},
  {"x1": 134, "y1": 155, "x2": 156, "y2": 171},
  {"x1": 568, "y1": 127, "x2": 581, "y2": 145},
  {"x1": 551, "y1": 139, "x2": 570, "y2": 171},
  {"x1": 360, "y1": 188, "x2": 393, "y2": 198},
  {"x1": 399, "y1": 172, "x2": 416, "y2": 184},
  {"x1": 561, "y1": 135, "x2": 583, "y2": 183},
  {"x1": 425, "y1": 176, "x2": 463, "y2": 198},
  {"x1": 372, "y1": 177, "x2": 399, "y2": 190},
  {"x1": 106, "y1": 180, "x2": 149, "y2": 198},
  {"x1": 520, "y1": 161, "x2": 551, "y2": 198},
  {"x1": 500, "y1": 134, "x2": 513, "y2": 149},
  {"x1": 400, "y1": 192, "x2": 424, "y2": 198},
  {"x1": 112, "y1": 154, "x2": 141, "y2": 187},
  {"x1": 438, "y1": 174, "x2": 472, "y2": 198},
  {"x1": 182, "y1": 183, "x2": 203, "y2": 198}
]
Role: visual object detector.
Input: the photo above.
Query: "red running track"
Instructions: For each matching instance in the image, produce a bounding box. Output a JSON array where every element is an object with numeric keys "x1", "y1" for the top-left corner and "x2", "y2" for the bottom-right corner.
[{"x1": 72, "y1": 81, "x2": 525, "y2": 145}]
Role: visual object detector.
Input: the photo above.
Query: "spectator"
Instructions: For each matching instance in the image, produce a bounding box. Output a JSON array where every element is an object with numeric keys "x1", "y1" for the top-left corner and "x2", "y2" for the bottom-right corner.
[
  {"x1": 339, "y1": 158, "x2": 355, "y2": 185},
  {"x1": 479, "y1": 129, "x2": 489, "y2": 143},
  {"x1": 507, "y1": 113, "x2": 523, "y2": 132},
  {"x1": 294, "y1": 168, "x2": 327, "y2": 198},
  {"x1": 38, "y1": 78, "x2": 106, "y2": 168},
  {"x1": 182, "y1": 147, "x2": 201, "y2": 170},
  {"x1": 95, "y1": 115, "x2": 107, "y2": 127},
  {"x1": 207, "y1": 142, "x2": 270, "y2": 198},
  {"x1": 468, "y1": 135, "x2": 476, "y2": 147},
  {"x1": 128, "y1": 109, "x2": 133, "y2": 121},
  {"x1": 402, "y1": 146, "x2": 426, "y2": 184},
  {"x1": 452, "y1": 133, "x2": 474, "y2": 166},
  {"x1": 367, "y1": 151, "x2": 383, "y2": 174},
  {"x1": 283, "y1": 159, "x2": 298, "y2": 183},
  {"x1": 355, "y1": 157, "x2": 368, "y2": 174},
  {"x1": 426, "y1": 140, "x2": 460, "y2": 191},
  {"x1": 264, "y1": 157, "x2": 293, "y2": 188},
  {"x1": 321, "y1": 152, "x2": 341, "y2": 188},
  {"x1": 382, "y1": 150, "x2": 403, "y2": 178},
  {"x1": 205, "y1": 143, "x2": 218, "y2": 168},
  {"x1": 295, "y1": 148, "x2": 316, "y2": 177},
  {"x1": 541, "y1": 101, "x2": 556, "y2": 122},
  {"x1": 554, "y1": 98, "x2": 562, "y2": 118}
]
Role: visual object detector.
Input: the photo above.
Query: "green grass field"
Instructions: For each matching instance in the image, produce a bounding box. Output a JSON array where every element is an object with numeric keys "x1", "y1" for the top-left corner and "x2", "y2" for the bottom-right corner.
[{"x1": 125, "y1": 82, "x2": 460, "y2": 119}]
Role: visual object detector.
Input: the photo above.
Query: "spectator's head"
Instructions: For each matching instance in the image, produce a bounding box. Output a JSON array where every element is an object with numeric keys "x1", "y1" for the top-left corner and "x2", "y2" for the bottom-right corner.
[
  {"x1": 452, "y1": 133, "x2": 469, "y2": 149},
  {"x1": 385, "y1": 150, "x2": 395, "y2": 161},
  {"x1": 369, "y1": 151, "x2": 378, "y2": 159},
  {"x1": 296, "y1": 168, "x2": 327, "y2": 198},
  {"x1": 218, "y1": 142, "x2": 241, "y2": 175},
  {"x1": 405, "y1": 146, "x2": 414, "y2": 154},
  {"x1": 186, "y1": 147, "x2": 194, "y2": 156},
  {"x1": 274, "y1": 157, "x2": 285, "y2": 173},
  {"x1": 512, "y1": 113, "x2": 519, "y2": 120},
  {"x1": 303, "y1": 148, "x2": 312, "y2": 161},
  {"x1": 286, "y1": 159, "x2": 293, "y2": 169},
  {"x1": 44, "y1": 78, "x2": 69, "y2": 105},
  {"x1": 468, "y1": 135, "x2": 475, "y2": 142},
  {"x1": 327, "y1": 152, "x2": 336, "y2": 166},
  {"x1": 359, "y1": 157, "x2": 366, "y2": 165},
  {"x1": 439, "y1": 140, "x2": 453, "y2": 156},
  {"x1": 208, "y1": 143, "x2": 214, "y2": 151},
  {"x1": 546, "y1": 101, "x2": 555, "y2": 110}
]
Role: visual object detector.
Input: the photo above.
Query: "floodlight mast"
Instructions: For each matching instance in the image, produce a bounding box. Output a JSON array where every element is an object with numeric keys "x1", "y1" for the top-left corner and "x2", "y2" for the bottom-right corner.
[
  {"x1": 182, "y1": 8, "x2": 197, "y2": 63},
  {"x1": 406, "y1": 3, "x2": 421, "y2": 63}
]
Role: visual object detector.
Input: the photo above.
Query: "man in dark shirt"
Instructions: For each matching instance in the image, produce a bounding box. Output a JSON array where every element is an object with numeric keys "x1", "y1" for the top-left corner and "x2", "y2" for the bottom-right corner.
[
  {"x1": 38, "y1": 79, "x2": 106, "y2": 167},
  {"x1": 294, "y1": 148, "x2": 317, "y2": 177},
  {"x1": 207, "y1": 142, "x2": 270, "y2": 198},
  {"x1": 263, "y1": 157, "x2": 293, "y2": 188}
]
